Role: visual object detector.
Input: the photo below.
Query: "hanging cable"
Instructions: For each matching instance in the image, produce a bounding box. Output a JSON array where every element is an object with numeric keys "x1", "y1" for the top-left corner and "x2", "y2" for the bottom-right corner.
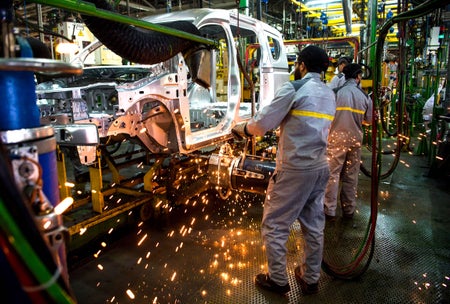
[{"x1": 359, "y1": 0, "x2": 445, "y2": 180}]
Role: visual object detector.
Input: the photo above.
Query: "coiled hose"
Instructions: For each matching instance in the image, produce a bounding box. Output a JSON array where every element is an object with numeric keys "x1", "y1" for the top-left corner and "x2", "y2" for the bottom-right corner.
[{"x1": 82, "y1": 0, "x2": 202, "y2": 64}]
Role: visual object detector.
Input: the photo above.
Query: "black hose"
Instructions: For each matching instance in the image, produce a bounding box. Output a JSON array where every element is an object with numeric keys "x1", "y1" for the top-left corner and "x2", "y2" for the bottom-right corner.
[
  {"x1": 360, "y1": 140, "x2": 405, "y2": 180},
  {"x1": 82, "y1": 0, "x2": 203, "y2": 64}
]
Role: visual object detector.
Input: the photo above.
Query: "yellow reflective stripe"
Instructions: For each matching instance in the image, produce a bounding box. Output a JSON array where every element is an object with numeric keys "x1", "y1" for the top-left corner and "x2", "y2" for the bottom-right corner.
[
  {"x1": 336, "y1": 106, "x2": 365, "y2": 114},
  {"x1": 290, "y1": 109, "x2": 334, "y2": 121}
]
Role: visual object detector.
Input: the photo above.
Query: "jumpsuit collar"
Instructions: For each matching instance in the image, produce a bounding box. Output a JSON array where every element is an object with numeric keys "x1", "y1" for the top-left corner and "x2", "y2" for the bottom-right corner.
[{"x1": 303, "y1": 72, "x2": 322, "y2": 80}]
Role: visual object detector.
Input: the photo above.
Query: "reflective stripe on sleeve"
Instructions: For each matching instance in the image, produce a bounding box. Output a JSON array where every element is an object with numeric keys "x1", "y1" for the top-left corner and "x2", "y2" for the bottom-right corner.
[
  {"x1": 290, "y1": 109, "x2": 334, "y2": 121},
  {"x1": 336, "y1": 106, "x2": 365, "y2": 114}
]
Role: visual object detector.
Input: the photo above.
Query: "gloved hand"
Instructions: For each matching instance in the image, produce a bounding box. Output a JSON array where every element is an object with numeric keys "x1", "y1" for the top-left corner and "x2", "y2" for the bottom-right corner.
[{"x1": 232, "y1": 122, "x2": 250, "y2": 139}]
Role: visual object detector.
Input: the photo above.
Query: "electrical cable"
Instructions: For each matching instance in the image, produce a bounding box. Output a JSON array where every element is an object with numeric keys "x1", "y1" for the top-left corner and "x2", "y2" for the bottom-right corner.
[
  {"x1": 14, "y1": 15, "x2": 77, "y2": 43},
  {"x1": 0, "y1": 229, "x2": 46, "y2": 303},
  {"x1": 233, "y1": 0, "x2": 257, "y2": 156}
]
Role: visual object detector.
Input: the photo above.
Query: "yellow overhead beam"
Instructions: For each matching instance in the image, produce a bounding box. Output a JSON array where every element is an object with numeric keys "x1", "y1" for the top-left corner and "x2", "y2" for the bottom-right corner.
[
  {"x1": 304, "y1": 11, "x2": 346, "y2": 18},
  {"x1": 290, "y1": 0, "x2": 308, "y2": 10},
  {"x1": 291, "y1": 0, "x2": 342, "y2": 13},
  {"x1": 300, "y1": 4, "x2": 343, "y2": 12}
]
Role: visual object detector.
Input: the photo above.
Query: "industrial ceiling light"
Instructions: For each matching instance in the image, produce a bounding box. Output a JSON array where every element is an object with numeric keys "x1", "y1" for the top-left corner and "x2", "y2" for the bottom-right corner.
[
  {"x1": 336, "y1": 22, "x2": 366, "y2": 29},
  {"x1": 55, "y1": 41, "x2": 79, "y2": 54}
]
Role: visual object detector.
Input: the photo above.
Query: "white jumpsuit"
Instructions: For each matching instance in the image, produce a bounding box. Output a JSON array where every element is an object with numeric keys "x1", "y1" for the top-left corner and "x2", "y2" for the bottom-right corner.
[
  {"x1": 328, "y1": 73, "x2": 346, "y2": 90},
  {"x1": 246, "y1": 72, "x2": 336, "y2": 286},
  {"x1": 324, "y1": 78, "x2": 372, "y2": 217}
]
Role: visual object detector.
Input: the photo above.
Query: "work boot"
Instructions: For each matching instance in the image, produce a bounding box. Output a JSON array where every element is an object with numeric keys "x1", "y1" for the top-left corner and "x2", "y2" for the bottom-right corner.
[
  {"x1": 294, "y1": 266, "x2": 319, "y2": 295},
  {"x1": 255, "y1": 273, "x2": 290, "y2": 295}
]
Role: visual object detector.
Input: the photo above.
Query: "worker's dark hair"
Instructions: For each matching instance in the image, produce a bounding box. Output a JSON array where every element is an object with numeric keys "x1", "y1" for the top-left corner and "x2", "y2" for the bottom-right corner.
[
  {"x1": 337, "y1": 57, "x2": 350, "y2": 66},
  {"x1": 343, "y1": 63, "x2": 363, "y2": 79},
  {"x1": 297, "y1": 45, "x2": 329, "y2": 73}
]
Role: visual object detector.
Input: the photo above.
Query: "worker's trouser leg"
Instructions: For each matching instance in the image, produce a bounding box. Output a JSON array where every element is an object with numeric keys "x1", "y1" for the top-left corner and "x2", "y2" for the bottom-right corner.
[
  {"x1": 340, "y1": 146, "x2": 361, "y2": 215},
  {"x1": 324, "y1": 145, "x2": 347, "y2": 216},
  {"x1": 261, "y1": 167, "x2": 328, "y2": 286}
]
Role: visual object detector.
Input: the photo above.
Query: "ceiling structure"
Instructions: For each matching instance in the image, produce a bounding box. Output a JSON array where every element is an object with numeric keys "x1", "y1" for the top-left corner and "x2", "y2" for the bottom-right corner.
[
  {"x1": 13, "y1": 0, "x2": 415, "y2": 38},
  {"x1": 11, "y1": 0, "x2": 438, "y2": 60}
]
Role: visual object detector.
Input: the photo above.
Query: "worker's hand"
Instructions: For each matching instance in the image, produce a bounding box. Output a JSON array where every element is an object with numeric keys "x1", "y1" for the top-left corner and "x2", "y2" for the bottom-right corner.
[{"x1": 232, "y1": 122, "x2": 250, "y2": 140}]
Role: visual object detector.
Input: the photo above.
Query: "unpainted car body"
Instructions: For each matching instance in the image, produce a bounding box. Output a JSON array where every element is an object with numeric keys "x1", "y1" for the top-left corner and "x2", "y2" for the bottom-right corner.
[{"x1": 37, "y1": 9, "x2": 289, "y2": 162}]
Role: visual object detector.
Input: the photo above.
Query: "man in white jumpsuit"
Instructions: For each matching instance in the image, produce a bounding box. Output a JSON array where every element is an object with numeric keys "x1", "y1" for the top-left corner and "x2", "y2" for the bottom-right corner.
[
  {"x1": 324, "y1": 63, "x2": 372, "y2": 220},
  {"x1": 233, "y1": 45, "x2": 336, "y2": 295},
  {"x1": 328, "y1": 57, "x2": 350, "y2": 90}
]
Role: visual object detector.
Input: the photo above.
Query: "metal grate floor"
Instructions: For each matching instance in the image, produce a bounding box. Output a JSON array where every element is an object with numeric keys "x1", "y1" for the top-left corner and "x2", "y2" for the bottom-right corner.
[{"x1": 68, "y1": 151, "x2": 450, "y2": 304}]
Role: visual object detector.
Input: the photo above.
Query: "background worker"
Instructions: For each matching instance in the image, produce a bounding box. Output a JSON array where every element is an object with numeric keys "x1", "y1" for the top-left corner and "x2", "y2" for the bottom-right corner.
[
  {"x1": 328, "y1": 57, "x2": 350, "y2": 90},
  {"x1": 324, "y1": 63, "x2": 373, "y2": 220},
  {"x1": 232, "y1": 45, "x2": 335, "y2": 295}
]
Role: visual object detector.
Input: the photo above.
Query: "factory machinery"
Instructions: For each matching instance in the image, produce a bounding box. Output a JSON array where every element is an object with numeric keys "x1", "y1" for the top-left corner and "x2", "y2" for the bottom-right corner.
[
  {"x1": 1, "y1": 0, "x2": 450, "y2": 303},
  {"x1": 35, "y1": 5, "x2": 288, "y2": 244},
  {"x1": 0, "y1": 1, "x2": 288, "y2": 302}
]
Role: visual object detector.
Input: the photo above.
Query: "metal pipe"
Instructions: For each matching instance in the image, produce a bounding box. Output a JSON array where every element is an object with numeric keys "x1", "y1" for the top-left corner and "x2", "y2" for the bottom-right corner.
[
  {"x1": 368, "y1": 0, "x2": 378, "y2": 65},
  {"x1": 36, "y1": 4, "x2": 44, "y2": 42},
  {"x1": 342, "y1": 0, "x2": 352, "y2": 34}
]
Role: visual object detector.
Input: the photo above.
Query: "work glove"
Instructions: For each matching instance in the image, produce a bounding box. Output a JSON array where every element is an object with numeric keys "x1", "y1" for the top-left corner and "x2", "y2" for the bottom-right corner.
[{"x1": 232, "y1": 122, "x2": 250, "y2": 140}]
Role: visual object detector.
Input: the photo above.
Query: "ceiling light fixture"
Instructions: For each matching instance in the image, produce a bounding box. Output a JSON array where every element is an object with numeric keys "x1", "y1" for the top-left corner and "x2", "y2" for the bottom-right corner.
[{"x1": 55, "y1": 41, "x2": 79, "y2": 54}]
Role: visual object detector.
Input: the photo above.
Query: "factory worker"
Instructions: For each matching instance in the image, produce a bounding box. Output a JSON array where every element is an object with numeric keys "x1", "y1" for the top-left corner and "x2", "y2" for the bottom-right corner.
[
  {"x1": 328, "y1": 57, "x2": 350, "y2": 90},
  {"x1": 324, "y1": 63, "x2": 373, "y2": 220},
  {"x1": 233, "y1": 45, "x2": 336, "y2": 296}
]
